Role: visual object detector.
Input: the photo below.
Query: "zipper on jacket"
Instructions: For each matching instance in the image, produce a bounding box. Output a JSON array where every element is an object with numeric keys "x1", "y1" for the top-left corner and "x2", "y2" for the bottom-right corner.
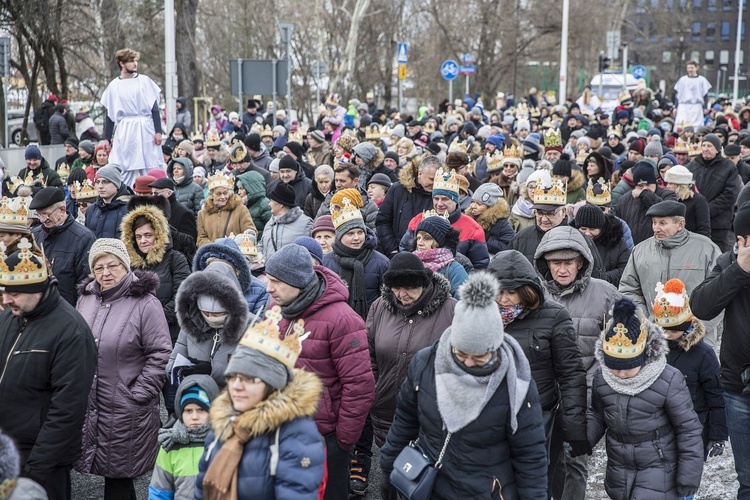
[
  {"x1": 209, "y1": 331, "x2": 221, "y2": 360},
  {"x1": 0, "y1": 318, "x2": 28, "y2": 386}
]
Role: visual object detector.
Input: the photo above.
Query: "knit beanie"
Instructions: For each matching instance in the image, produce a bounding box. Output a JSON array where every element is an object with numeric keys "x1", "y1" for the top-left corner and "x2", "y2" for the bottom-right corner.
[
  {"x1": 417, "y1": 215, "x2": 452, "y2": 247},
  {"x1": 367, "y1": 173, "x2": 392, "y2": 189},
  {"x1": 79, "y1": 139, "x2": 96, "y2": 155},
  {"x1": 278, "y1": 155, "x2": 300, "y2": 172},
  {"x1": 331, "y1": 188, "x2": 363, "y2": 209},
  {"x1": 96, "y1": 164, "x2": 123, "y2": 188},
  {"x1": 314, "y1": 165, "x2": 334, "y2": 183},
  {"x1": 24, "y1": 145, "x2": 42, "y2": 160},
  {"x1": 631, "y1": 161, "x2": 657, "y2": 185},
  {"x1": 309, "y1": 129, "x2": 326, "y2": 143},
  {"x1": 629, "y1": 138, "x2": 646, "y2": 154},
  {"x1": 286, "y1": 141, "x2": 305, "y2": 159},
  {"x1": 177, "y1": 139, "x2": 195, "y2": 156},
  {"x1": 89, "y1": 238, "x2": 131, "y2": 271},
  {"x1": 734, "y1": 201, "x2": 750, "y2": 237},
  {"x1": 226, "y1": 345, "x2": 290, "y2": 390},
  {"x1": 472, "y1": 183, "x2": 504, "y2": 207},
  {"x1": 265, "y1": 243, "x2": 316, "y2": 289},
  {"x1": 643, "y1": 141, "x2": 662, "y2": 157},
  {"x1": 602, "y1": 298, "x2": 648, "y2": 370},
  {"x1": 702, "y1": 133, "x2": 723, "y2": 153},
  {"x1": 552, "y1": 159, "x2": 573, "y2": 178},
  {"x1": 267, "y1": 181, "x2": 297, "y2": 207},
  {"x1": 353, "y1": 142, "x2": 378, "y2": 164},
  {"x1": 269, "y1": 158, "x2": 281, "y2": 173},
  {"x1": 311, "y1": 215, "x2": 335, "y2": 237},
  {"x1": 575, "y1": 204, "x2": 606, "y2": 230},
  {"x1": 179, "y1": 385, "x2": 212, "y2": 412},
  {"x1": 384, "y1": 151, "x2": 400, "y2": 164},
  {"x1": 445, "y1": 152, "x2": 470, "y2": 170},
  {"x1": 523, "y1": 135, "x2": 541, "y2": 154},
  {"x1": 653, "y1": 278, "x2": 694, "y2": 330},
  {"x1": 450, "y1": 272, "x2": 505, "y2": 354},
  {"x1": 293, "y1": 236, "x2": 324, "y2": 265},
  {"x1": 382, "y1": 252, "x2": 432, "y2": 289}
]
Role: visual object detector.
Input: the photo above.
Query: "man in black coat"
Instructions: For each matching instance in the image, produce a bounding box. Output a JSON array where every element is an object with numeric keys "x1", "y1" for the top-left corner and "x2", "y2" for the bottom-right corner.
[
  {"x1": 0, "y1": 241, "x2": 96, "y2": 500},
  {"x1": 149, "y1": 177, "x2": 198, "y2": 242}
]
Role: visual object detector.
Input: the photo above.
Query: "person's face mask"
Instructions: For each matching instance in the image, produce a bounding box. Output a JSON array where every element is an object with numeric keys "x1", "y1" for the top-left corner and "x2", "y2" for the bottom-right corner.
[{"x1": 201, "y1": 311, "x2": 228, "y2": 329}]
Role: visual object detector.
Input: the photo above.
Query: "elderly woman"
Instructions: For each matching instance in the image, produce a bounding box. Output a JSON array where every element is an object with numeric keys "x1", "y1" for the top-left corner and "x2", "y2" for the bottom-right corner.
[
  {"x1": 509, "y1": 169, "x2": 551, "y2": 233},
  {"x1": 380, "y1": 272, "x2": 548, "y2": 499},
  {"x1": 412, "y1": 213, "x2": 468, "y2": 298},
  {"x1": 664, "y1": 165, "x2": 711, "y2": 238},
  {"x1": 311, "y1": 215, "x2": 335, "y2": 255},
  {"x1": 196, "y1": 172, "x2": 255, "y2": 247},
  {"x1": 75, "y1": 239, "x2": 172, "y2": 500},
  {"x1": 259, "y1": 182, "x2": 313, "y2": 259},
  {"x1": 195, "y1": 306, "x2": 325, "y2": 499},
  {"x1": 304, "y1": 164, "x2": 334, "y2": 219}
]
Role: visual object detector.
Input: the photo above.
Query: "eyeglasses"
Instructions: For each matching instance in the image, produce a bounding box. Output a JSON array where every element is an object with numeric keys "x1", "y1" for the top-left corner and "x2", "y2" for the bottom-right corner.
[
  {"x1": 225, "y1": 373, "x2": 264, "y2": 385},
  {"x1": 533, "y1": 209, "x2": 563, "y2": 219},
  {"x1": 36, "y1": 206, "x2": 62, "y2": 220},
  {"x1": 76, "y1": 202, "x2": 90, "y2": 208},
  {"x1": 93, "y1": 263, "x2": 124, "y2": 275},
  {"x1": 135, "y1": 233, "x2": 154, "y2": 241},
  {"x1": 213, "y1": 190, "x2": 229, "y2": 198},
  {"x1": 452, "y1": 348, "x2": 493, "y2": 366}
]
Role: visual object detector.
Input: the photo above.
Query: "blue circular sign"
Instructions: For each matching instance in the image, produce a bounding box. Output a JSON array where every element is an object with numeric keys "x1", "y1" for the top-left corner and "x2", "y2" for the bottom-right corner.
[
  {"x1": 441, "y1": 60, "x2": 459, "y2": 81},
  {"x1": 632, "y1": 65, "x2": 647, "y2": 79}
]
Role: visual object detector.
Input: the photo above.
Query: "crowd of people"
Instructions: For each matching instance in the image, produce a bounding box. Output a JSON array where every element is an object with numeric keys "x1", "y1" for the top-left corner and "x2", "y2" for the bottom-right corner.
[{"x1": 2, "y1": 50, "x2": 750, "y2": 500}]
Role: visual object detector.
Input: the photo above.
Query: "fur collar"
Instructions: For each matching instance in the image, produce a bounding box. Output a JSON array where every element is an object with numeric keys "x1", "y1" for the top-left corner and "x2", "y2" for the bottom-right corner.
[
  {"x1": 594, "y1": 214, "x2": 624, "y2": 249},
  {"x1": 210, "y1": 369, "x2": 321, "y2": 443},
  {"x1": 676, "y1": 318, "x2": 706, "y2": 352},
  {"x1": 472, "y1": 198, "x2": 510, "y2": 231},
  {"x1": 380, "y1": 273, "x2": 452, "y2": 317},
  {"x1": 120, "y1": 205, "x2": 171, "y2": 268},
  {"x1": 568, "y1": 169, "x2": 586, "y2": 192},
  {"x1": 78, "y1": 270, "x2": 160, "y2": 298},
  {"x1": 203, "y1": 193, "x2": 241, "y2": 215},
  {"x1": 272, "y1": 206, "x2": 304, "y2": 224},
  {"x1": 397, "y1": 161, "x2": 419, "y2": 192}
]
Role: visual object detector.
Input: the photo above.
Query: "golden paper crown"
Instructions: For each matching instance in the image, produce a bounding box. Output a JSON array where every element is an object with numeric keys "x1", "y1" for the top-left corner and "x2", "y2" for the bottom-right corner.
[
  {"x1": 515, "y1": 103, "x2": 529, "y2": 119},
  {"x1": 541, "y1": 117, "x2": 555, "y2": 129},
  {"x1": 533, "y1": 178, "x2": 567, "y2": 206},
  {"x1": 688, "y1": 142, "x2": 701, "y2": 157},
  {"x1": 544, "y1": 128, "x2": 562, "y2": 149},
  {"x1": 503, "y1": 144, "x2": 522, "y2": 161},
  {"x1": 652, "y1": 279, "x2": 693, "y2": 328},
  {"x1": 250, "y1": 123, "x2": 263, "y2": 134},
  {"x1": 673, "y1": 138, "x2": 690, "y2": 154},
  {"x1": 365, "y1": 124, "x2": 382, "y2": 141},
  {"x1": 380, "y1": 127, "x2": 392, "y2": 140},
  {"x1": 0, "y1": 197, "x2": 28, "y2": 226},
  {"x1": 205, "y1": 129, "x2": 221, "y2": 147},
  {"x1": 6, "y1": 176, "x2": 23, "y2": 195},
  {"x1": 190, "y1": 131, "x2": 205, "y2": 142},
  {"x1": 446, "y1": 110, "x2": 464, "y2": 124},
  {"x1": 606, "y1": 125, "x2": 622, "y2": 138},
  {"x1": 23, "y1": 171, "x2": 44, "y2": 187},
  {"x1": 331, "y1": 196, "x2": 364, "y2": 229},
  {"x1": 0, "y1": 238, "x2": 47, "y2": 287},
  {"x1": 56, "y1": 163, "x2": 70, "y2": 179},
  {"x1": 239, "y1": 305, "x2": 306, "y2": 370},
  {"x1": 486, "y1": 150, "x2": 505, "y2": 173},
  {"x1": 326, "y1": 93, "x2": 341, "y2": 107},
  {"x1": 576, "y1": 149, "x2": 589, "y2": 165},
  {"x1": 432, "y1": 167, "x2": 460, "y2": 194},
  {"x1": 289, "y1": 130, "x2": 303, "y2": 144},
  {"x1": 676, "y1": 120, "x2": 694, "y2": 132},
  {"x1": 229, "y1": 143, "x2": 249, "y2": 163},
  {"x1": 530, "y1": 106, "x2": 541, "y2": 118},
  {"x1": 586, "y1": 178, "x2": 611, "y2": 206},
  {"x1": 421, "y1": 209, "x2": 450, "y2": 222},
  {"x1": 448, "y1": 140, "x2": 468, "y2": 154},
  {"x1": 603, "y1": 319, "x2": 648, "y2": 359},
  {"x1": 423, "y1": 121, "x2": 436, "y2": 134},
  {"x1": 261, "y1": 124, "x2": 274, "y2": 137},
  {"x1": 231, "y1": 230, "x2": 258, "y2": 257},
  {"x1": 74, "y1": 180, "x2": 97, "y2": 200},
  {"x1": 207, "y1": 171, "x2": 234, "y2": 191}
]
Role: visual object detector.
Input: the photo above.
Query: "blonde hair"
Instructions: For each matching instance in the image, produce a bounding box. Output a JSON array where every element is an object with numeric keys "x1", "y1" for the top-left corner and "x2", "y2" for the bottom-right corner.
[{"x1": 674, "y1": 184, "x2": 694, "y2": 200}]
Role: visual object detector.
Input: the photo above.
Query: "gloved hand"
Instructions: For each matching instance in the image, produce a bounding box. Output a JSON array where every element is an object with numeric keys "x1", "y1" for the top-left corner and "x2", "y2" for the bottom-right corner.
[
  {"x1": 380, "y1": 472, "x2": 399, "y2": 500},
  {"x1": 180, "y1": 357, "x2": 212, "y2": 377},
  {"x1": 568, "y1": 440, "x2": 593, "y2": 457},
  {"x1": 707, "y1": 440, "x2": 725, "y2": 458},
  {"x1": 676, "y1": 485, "x2": 698, "y2": 497}
]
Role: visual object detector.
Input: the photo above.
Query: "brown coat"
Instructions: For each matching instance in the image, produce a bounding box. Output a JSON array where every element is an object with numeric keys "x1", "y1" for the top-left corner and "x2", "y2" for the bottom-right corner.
[{"x1": 196, "y1": 193, "x2": 256, "y2": 247}]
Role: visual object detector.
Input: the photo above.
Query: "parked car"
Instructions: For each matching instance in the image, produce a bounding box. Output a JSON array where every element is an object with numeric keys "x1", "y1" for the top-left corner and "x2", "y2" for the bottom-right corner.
[{"x1": 7, "y1": 109, "x2": 38, "y2": 146}]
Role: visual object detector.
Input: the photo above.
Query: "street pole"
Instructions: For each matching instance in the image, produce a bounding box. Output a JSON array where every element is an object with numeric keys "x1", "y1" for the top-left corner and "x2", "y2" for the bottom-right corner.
[
  {"x1": 315, "y1": 61, "x2": 320, "y2": 109},
  {"x1": 466, "y1": 75, "x2": 470, "y2": 96},
  {"x1": 622, "y1": 43, "x2": 628, "y2": 90},
  {"x1": 272, "y1": 59, "x2": 278, "y2": 127},
  {"x1": 449, "y1": 80, "x2": 453, "y2": 104},
  {"x1": 164, "y1": 0, "x2": 177, "y2": 129},
  {"x1": 733, "y1": 0, "x2": 744, "y2": 105},
  {"x1": 237, "y1": 58, "x2": 243, "y2": 117},
  {"x1": 278, "y1": 22, "x2": 294, "y2": 121},
  {"x1": 559, "y1": 0, "x2": 569, "y2": 103},
  {"x1": 1, "y1": 37, "x2": 8, "y2": 148}
]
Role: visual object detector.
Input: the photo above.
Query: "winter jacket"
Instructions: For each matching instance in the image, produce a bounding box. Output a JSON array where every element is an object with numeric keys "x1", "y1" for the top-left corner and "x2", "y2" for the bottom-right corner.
[
  {"x1": 75, "y1": 271, "x2": 172, "y2": 478},
  {"x1": 48, "y1": 112, "x2": 70, "y2": 144},
  {"x1": 84, "y1": 183, "x2": 133, "y2": 239},
  {"x1": 619, "y1": 229, "x2": 720, "y2": 316},
  {"x1": 192, "y1": 237, "x2": 267, "y2": 315},
  {"x1": 250, "y1": 146, "x2": 274, "y2": 172},
  {"x1": 380, "y1": 343, "x2": 548, "y2": 500},
  {"x1": 168, "y1": 158, "x2": 204, "y2": 216},
  {"x1": 236, "y1": 170, "x2": 271, "y2": 237},
  {"x1": 691, "y1": 249, "x2": 750, "y2": 394},
  {"x1": 18, "y1": 160, "x2": 64, "y2": 191},
  {"x1": 614, "y1": 186, "x2": 677, "y2": 245},
  {"x1": 196, "y1": 193, "x2": 255, "y2": 247},
  {"x1": 165, "y1": 194, "x2": 198, "y2": 241},
  {"x1": 308, "y1": 141, "x2": 333, "y2": 167},
  {"x1": 195, "y1": 370, "x2": 325, "y2": 499},
  {"x1": 175, "y1": 98, "x2": 191, "y2": 130},
  {"x1": 679, "y1": 191, "x2": 712, "y2": 238},
  {"x1": 121, "y1": 205, "x2": 191, "y2": 341},
  {"x1": 259, "y1": 206, "x2": 313, "y2": 259},
  {"x1": 666, "y1": 319, "x2": 728, "y2": 451},
  {"x1": 572, "y1": 213, "x2": 631, "y2": 287},
  {"x1": 686, "y1": 154, "x2": 740, "y2": 236},
  {"x1": 271, "y1": 170, "x2": 312, "y2": 209},
  {"x1": 31, "y1": 215, "x2": 96, "y2": 305},
  {"x1": 534, "y1": 227, "x2": 622, "y2": 382},
  {"x1": 488, "y1": 250, "x2": 588, "y2": 442},
  {"x1": 468, "y1": 197, "x2": 515, "y2": 255},
  {"x1": 322, "y1": 228, "x2": 390, "y2": 312},
  {"x1": 0, "y1": 284, "x2": 96, "y2": 481},
  {"x1": 366, "y1": 273, "x2": 456, "y2": 446},
  {"x1": 588, "y1": 325, "x2": 705, "y2": 499},
  {"x1": 169, "y1": 264, "x2": 250, "y2": 389},
  {"x1": 304, "y1": 181, "x2": 328, "y2": 220},
  {"x1": 566, "y1": 169, "x2": 587, "y2": 204},
  {"x1": 272, "y1": 266, "x2": 375, "y2": 450},
  {"x1": 401, "y1": 210, "x2": 490, "y2": 269},
  {"x1": 375, "y1": 162, "x2": 434, "y2": 255}
]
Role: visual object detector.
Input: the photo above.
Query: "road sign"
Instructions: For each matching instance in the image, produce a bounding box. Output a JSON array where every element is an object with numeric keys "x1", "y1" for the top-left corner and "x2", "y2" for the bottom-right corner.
[
  {"x1": 398, "y1": 64, "x2": 407, "y2": 80},
  {"x1": 632, "y1": 65, "x2": 647, "y2": 79},
  {"x1": 606, "y1": 31, "x2": 621, "y2": 60},
  {"x1": 462, "y1": 53, "x2": 475, "y2": 64},
  {"x1": 229, "y1": 59, "x2": 288, "y2": 95},
  {"x1": 459, "y1": 65, "x2": 476, "y2": 76},
  {"x1": 440, "y1": 60, "x2": 459, "y2": 80},
  {"x1": 397, "y1": 43, "x2": 408, "y2": 63}
]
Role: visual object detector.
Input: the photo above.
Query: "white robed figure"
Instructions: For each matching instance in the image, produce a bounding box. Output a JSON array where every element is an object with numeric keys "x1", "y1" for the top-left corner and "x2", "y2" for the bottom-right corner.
[
  {"x1": 674, "y1": 61, "x2": 711, "y2": 130},
  {"x1": 101, "y1": 48, "x2": 164, "y2": 187}
]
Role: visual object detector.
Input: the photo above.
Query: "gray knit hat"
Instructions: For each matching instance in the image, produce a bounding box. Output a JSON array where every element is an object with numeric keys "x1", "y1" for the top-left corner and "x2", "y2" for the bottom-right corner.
[
  {"x1": 89, "y1": 238, "x2": 131, "y2": 271},
  {"x1": 352, "y1": 142, "x2": 378, "y2": 163},
  {"x1": 79, "y1": 139, "x2": 96, "y2": 155},
  {"x1": 226, "y1": 344, "x2": 290, "y2": 390},
  {"x1": 643, "y1": 141, "x2": 662, "y2": 157},
  {"x1": 265, "y1": 243, "x2": 316, "y2": 289},
  {"x1": 96, "y1": 164, "x2": 123, "y2": 188},
  {"x1": 451, "y1": 272, "x2": 504, "y2": 354},
  {"x1": 472, "y1": 183, "x2": 504, "y2": 207}
]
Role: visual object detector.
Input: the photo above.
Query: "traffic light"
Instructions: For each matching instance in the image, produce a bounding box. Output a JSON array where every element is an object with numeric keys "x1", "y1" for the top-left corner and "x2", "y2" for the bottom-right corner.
[{"x1": 598, "y1": 52, "x2": 611, "y2": 73}]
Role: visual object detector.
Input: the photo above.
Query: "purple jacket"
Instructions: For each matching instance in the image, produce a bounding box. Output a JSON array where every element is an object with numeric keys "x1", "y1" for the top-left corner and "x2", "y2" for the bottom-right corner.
[
  {"x1": 274, "y1": 266, "x2": 375, "y2": 450},
  {"x1": 74, "y1": 271, "x2": 172, "y2": 478}
]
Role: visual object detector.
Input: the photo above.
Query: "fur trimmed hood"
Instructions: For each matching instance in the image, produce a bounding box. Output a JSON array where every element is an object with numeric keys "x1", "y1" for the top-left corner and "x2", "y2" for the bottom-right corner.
[
  {"x1": 595, "y1": 315, "x2": 668, "y2": 369},
  {"x1": 594, "y1": 213, "x2": 624, "y2": 249},
  {"x1": 210, "y1": 369, "x2": 322, "y2": 443},
  {"x1": 120, "y1": 205, "x2": 172, "y2": 268},
  {"x1": 673, "y1": 318, "x2": 706, "y2": 352},
  {"x1": 471, "y1": 197, "x2": 510, "y2": 231},
  {"x1": 78, "y1": 270, "x2": 160, "y2": 298},
  {"x1": 379, "y1": 272, "x2": 452, "y2": 316},
  {"x1": 397, "y1": 160, "x2": 419, "y2": 192},
  {"x1": 175, "y1": 266, "x2": 249, "y2": 344},
  {"x1": 193, "y1": 237, "x2": 254, "y2": 293},
  {"x1": 568, "y1": 168, "x2": 586, "y2": 192},
  {"x1": 203, "y1": 192, "x2": 241, "y2": 215}
]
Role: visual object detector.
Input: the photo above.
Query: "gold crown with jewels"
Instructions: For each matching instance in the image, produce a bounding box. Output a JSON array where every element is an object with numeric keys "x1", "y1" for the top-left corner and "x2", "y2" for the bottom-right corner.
[
  {"x1": 365, "y1": 124, "x2": 382, "y2": 141},
  {"x1": 432, "y1": 167, "x2": 460, "y2": 194},
  {"x1": 0, "y1": 197, "x2": 28, "y2": 226},
  {"x1": 533, "y1": 178, "x2": 567, "y2": 206},
  {"x1": 586, "y1": 178, "x2": 611, "y2": 206},
  {"x1": 603, "y1": 319, "x2": 648, "y2": 359},
  {"x1": 544, "y1": 127, "x2": 563, "y2": 149},
  {"x1": 239, "y1": 305, "x2": 307, "y2": 370},
  {"x1": 207, "y1": 171, "x2": 234, "y2": 191},
  {"x1": 0, "y1": 238, "x2": 47, "y2": 287}
]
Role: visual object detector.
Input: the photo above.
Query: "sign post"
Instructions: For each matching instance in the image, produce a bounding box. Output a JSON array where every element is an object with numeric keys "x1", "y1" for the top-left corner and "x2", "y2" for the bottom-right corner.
[
  {"x1": 460, "y1": 54, "x2": 476, "y2": 97},
  {"x1": 632, "y1": 65, "x2": 647, "y2": 80},
  {"x1": 397, "y1": 42, "x2": 408, "y2": 111},
  {"x1": 278, "y1": 21, "x2": 294, "y2": 120},
  {"x1": 440, "y1": 59, "x2": 459, "y2": 103},
  {"x1": 0, "y1": 37, "x2": 9, "y2": 147}
]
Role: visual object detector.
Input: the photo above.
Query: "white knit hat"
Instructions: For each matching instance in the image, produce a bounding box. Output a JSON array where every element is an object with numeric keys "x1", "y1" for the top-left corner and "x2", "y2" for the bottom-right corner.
[
  {"x1": 89, "y1": 238, "x2": 131, "y2": 271},
  {"x1": 663, "y1": 165, "x2": 693, "y2": 185}
]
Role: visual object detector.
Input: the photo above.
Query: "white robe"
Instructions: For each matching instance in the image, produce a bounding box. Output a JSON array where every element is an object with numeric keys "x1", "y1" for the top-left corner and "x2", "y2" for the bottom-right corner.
[
  {"x1": 100, "y1": 74, "x2": 163, "y2": 184},
  {"x1": 674, "y1": 75, "x2": 711, "y2": 129}
]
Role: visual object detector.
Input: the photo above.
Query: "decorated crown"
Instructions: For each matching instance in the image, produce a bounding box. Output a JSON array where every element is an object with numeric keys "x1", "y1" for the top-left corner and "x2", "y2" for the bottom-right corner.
[
  {"x1": 606, "y1": 125, "x2": 622, "y2": 139},
  {"x1": 231, "y1": 230, "x2": 258, "y2": 257},
  {"x1": 653, "y1": 279, "x2": 693, "y2": 328},
  {"x1": 0, "y1": 197, "x2": 28, "y2": 226},
  {"x1": 56, "y1": 163, "x2": 70, "y2": 180},
  {"x1": 229, "y1": 143, "x2": 249, "y2": 163},
  {"x1": 603, "y1": 318, "x2": 648, "y2": 359},
  {"x1": 541, "y1": 117, "x2": 555, "y2": 129},
  {"x1": 23, "y1": 171, "x2": 44, "y2": 187},
  {"x1": 486, "y1": 150, "x2": 505, "y2": 173},
  {"x1": 448, "y1": 140, "x2": 468, "y2": 154},
  {"x1": 688, "y1": 142, "x2": 701, "y2": 157},
  {"x1": 380, "y1": 126, "x2": 392, "y2": 140},
  {"x1": 503, "y1": 144, "x2": 522, "y2": 161},
  {"x1": 530, "y1": 106, "x2": 541, "y2": 118},
  {"x1": 73, "y1": 180, "x2": 97, "y2": 200},
  {"x1": 331, "y1": 196, "x2": 364, "y2": 229},
  {"x1": 239, "y1": 305, "x2": 306, "y2": 370},
  {"x1": 326, "y1": 92, "x2": 341, "y2": 107},
  {"x1": 543, "y1": 128, "x2": 563, "y2": 149},
  {"x1": 190, "y1": 131, "x2": 205, "y2": 142},
  {"x1": 261, "y1": 124, "x2": 274, "y2": 137},
  {"x1": 673, "y1": 138, "x2": 690, "y2": 154},
  {"x1": 207, "y1": 171, "x2": 234, "y2": 191},
  {"x1": 6, "y1": 176, "x2": 23, "y2": 195},
  {"x1": 205, "y1": 129, "x2": 221, "y2": 147},
  {"x1": 0, "y1": 238, "x2": 47, "y2": 287},
  {"x1": 432, "y1": 167, "x2": 460, "y2": 194},
  {"x1": 533, "y1": 178, "x2": 567, "y2": 206},
  {"x1": 288, "y1": 130, "x2": 303, "y2": 144},
  {"x1": 365, "y1": 124, "x2": 382, "y2": 141},
  {"x1": 515, "y1": 103, "x2": 529, "y2": 119},
  {"x1": 421, "y1": 209, "x2": 450, "y2": 222},
  {"x1": 586, "y1": 178, "x2": 611, "y2": 206},
  {"x1": 423, "y1": 121, "x2": 436, "y2": 134},
  {"x1": 576, "y1": 149, "x2": 589, "y2": 165}
]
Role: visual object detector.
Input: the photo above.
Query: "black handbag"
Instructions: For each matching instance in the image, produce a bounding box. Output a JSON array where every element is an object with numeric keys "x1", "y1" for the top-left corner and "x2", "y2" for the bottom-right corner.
[{"x1": 390, "y1": 433, "x2": 452, "y2": 500}]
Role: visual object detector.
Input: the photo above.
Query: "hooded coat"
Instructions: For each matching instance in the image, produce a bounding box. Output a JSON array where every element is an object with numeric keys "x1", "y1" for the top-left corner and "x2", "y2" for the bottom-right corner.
[
  {"x1": 588, "y1": 323, "x2": 705, "y2": 499},
  {"x1": 168, "y1": 158, "x2": 205, "y2": 215},
  {"x1": 85, "y1": 182, "x2": 133, "y2": 239},
  {"x1": 469, "y1": 197, "x2": 516, "y2": 255},
  {"x1": 573, "y1": 213, "x2": 631, "y2": 287},
  {"x1": 534, "y1": 227, "x2": 622, "y2": 382},
  {"x1": 169, "y1": 265, "x2": 251, "y2": 389},
  {"x1": 196, "y1": 193, "x2": 255, "y2": 247},
  {"x1": 195, "y1": 370, "x2": 326, "y2": 499},
  {"x1": 308, "y1": 140, "x2": 334, "y2": 167},
  {"x1": 366, "y1": 273, "x2": 456, "y2": 446},
  {"x1": 565, "y1": 169, "x2": 587, "y2": 204},
  {"x1": 121, "y1": 205, "x2": 191, "y2": 341},
  {"x1": 236, "y1": 170, "x2": 271, "y2": 237},
  {"x1": 259, "y1": 206, "x2": 313, "y2": 260},
  {"x1": 75, "y1": 271, "x2": 172, "y2": 478}
]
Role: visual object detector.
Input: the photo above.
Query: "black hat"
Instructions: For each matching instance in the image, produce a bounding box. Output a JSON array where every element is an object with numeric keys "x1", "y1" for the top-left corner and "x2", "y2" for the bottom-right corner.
[
  {"x1": 29, "y1": 187, "x2": 65, "y2": 210},
  {"x1": 645, "y1": 200, "x2": 687, "y2": 218},
  {"x1": 425, "y1": 142, "x2": 441, "y2": 155},
  {"x1": 382, "y1": 252, "x2": 432, "y2": 289},
  {"x1": 64, "y1": 137, "x2": 79, "y2": 149},
  {"x1": 575, "y1": 204, "x2": 606, "y2": 230},
  {"x1": 552, "y1": 159, "x2": 573, "y2": 178},
  {"x1": 285, "y1": 141, "x2": 305, "y2": 159},
  {"x1": 278, "y1": 155, "x2": 300, "y2": 172},
  {"x1": 735, "y1": 201, "x2": 750, "y2": 236},
  {"x1": 267, "y1": 181, "x2": 297, "y2": 207},
  {"x1": 148, "y1": 177, "x2": 176, "y2": 190},
  {"x1": 407, "y1": 120, "x2": 421, "y2": 127},
  {"x1": 360, "y1": 115, "x2": 372, "y2": 127},
  {"x1": 162, "y1": 144, "x2": 174, "y2": 156},
  {"x1": 740, "y1": 137, "x2": 750, "y2": 149},
  {"x1": 725, "y1": 144, "x2": 741, "y2": 156},
  {"x1": 631, "y1": 161, "x2": 657, "y2": 185},
  {"x1": 384, "y1": 151, "x2": 399, "y2": 163},
  {"x1": 244, "y1": 133, "x2": 262, "y2": 152},
  {"x1": 247, "y1": 99, "x2": 257, "y2": 109}
]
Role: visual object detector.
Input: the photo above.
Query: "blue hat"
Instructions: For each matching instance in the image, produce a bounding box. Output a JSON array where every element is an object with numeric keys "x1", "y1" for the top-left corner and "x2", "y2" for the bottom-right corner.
[
  {"x1": 25, "y1": 145, "x2": 42, "y2": 160},
  {"x1": 293, "y1": 236, "x2": 324, "y2": 265},
  {"x1": 180, "y1": 386, "x2": 211, "y2": 412}
]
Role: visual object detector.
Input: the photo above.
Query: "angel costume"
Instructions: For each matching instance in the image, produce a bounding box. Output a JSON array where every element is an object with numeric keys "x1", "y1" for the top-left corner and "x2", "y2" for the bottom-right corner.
[{"x1": 674, "y1": 74, "x2": 711, "y2": 129}]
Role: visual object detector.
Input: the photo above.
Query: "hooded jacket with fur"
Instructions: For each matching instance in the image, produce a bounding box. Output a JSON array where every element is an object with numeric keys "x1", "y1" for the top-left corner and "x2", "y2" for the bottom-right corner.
[
  {"x1": 469, "y1": 196, "x2": 515, "y2": 255},
  {"x1": 168, "y1": 157, "x2": 205, "y2": 215}
]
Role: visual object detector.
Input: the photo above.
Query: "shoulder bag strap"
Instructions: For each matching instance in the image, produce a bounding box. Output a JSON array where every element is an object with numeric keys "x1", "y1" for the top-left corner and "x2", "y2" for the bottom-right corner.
[
  {"x1": 435, "y1": 432, "x2": 452, "y2": 469},
  {"x1": 221, "y1": 209, "x2": 233, "y2": 238}
]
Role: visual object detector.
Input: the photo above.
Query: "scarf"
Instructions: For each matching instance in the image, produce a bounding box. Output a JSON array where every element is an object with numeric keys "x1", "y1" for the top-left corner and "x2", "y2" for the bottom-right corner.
[
  {"x1": 656, "y1": 228, "x2": 690, "y2": 250},
  {"x1": 499, "y1": 304, "x2": 524, "y2": 326},
  {"x1": 394, "y1": 280, "x2": 435, "y2": 318},
  {"x1": 203, "y1": 419, "x2": 253, "y2": 500},
  {"x1": 601, "y1": 356, "x2": 667, "y2": 396},
  {"x1": 201, "y1": 312, "x2": 228, "y2": 329},
  {"x1": 414, "y1": 248, "x2": 454, "y2": 272},
  {"x1": 158, "y1": 420, "x2": 211, "y2": 452},
  {"x1": 434, "y1": 329, "x2": 532, "y2": 433},
  {"x1": 281, "y1": 275, "x2": 324, "y2": 320},
  {"x1": 511, "y1": 197, "x2": 533, "y2": 218},
  {"x1": 332, "y1": 239, "x2": 373, "y2": 319}
]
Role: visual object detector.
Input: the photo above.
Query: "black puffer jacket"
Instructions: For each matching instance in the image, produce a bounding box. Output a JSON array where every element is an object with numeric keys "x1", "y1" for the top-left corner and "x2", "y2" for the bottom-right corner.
[
  {"x1": 614, "y1": 186, "x2": 677, "y2": 245},
  {"x1": 686, "y1": 154, "x2": 739, "y2": 233},
  {"x1": 380, "y1": 343, "x2": 548, "y2": 500},
  {"x1": 678, "y1": 191, "x2": 711, "y2": 238},
  {"x1": 573, "y1": 213, "x2": 631, "y2": 287},
  {"x1": 488, "y1": 250, "x2": 588, "y2": 442}
]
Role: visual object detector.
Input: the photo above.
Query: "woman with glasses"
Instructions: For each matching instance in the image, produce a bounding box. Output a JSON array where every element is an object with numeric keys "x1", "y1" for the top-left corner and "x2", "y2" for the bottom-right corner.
[
  {"x1": 74, "y1": 239, "x2": 172, "y2": 500},
  {"x1": 196, "y1": 172, "x2": 255, "y2": 247}
]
